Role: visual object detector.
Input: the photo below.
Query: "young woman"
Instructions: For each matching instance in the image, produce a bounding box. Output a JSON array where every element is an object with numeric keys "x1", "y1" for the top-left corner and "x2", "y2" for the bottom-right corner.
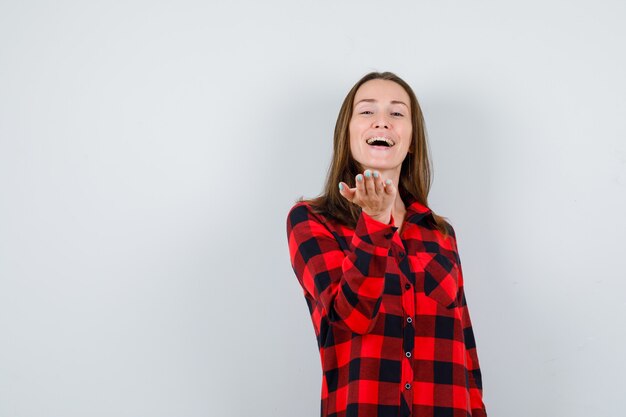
[{"x1": 286, "y1": 72, "x2": 487, "y2": 417}]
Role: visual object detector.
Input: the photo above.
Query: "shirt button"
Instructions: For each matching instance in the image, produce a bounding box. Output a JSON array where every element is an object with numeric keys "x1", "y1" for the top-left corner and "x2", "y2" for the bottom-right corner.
[
  {"x1": 406, "y1": 317, "x2": 413, "y2": 324},
  {"x1": 405, "y1": 383, "x2": 412, "y2": 390},
  {"x1": 405, "y1": 352, "x2": 411, "y2": 358},
  {"x1": 405, "y1": 283, "x2": 411, "y2": 290}
]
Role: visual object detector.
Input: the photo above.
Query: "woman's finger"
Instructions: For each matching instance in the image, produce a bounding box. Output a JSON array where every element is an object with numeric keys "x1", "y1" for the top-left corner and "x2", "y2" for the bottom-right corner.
[
  {"x1": 373, "y1": 171, "x2": 383, "y2": 195},
  {"x1": 384, "y1": 178, "x2": 394, "y2": 194},
  {"x1": 364, "y1": 170, "x2": 376, "y2": 195},
  {"x1": 355, "y1": 173, "x2": 365, "y2": 197}
]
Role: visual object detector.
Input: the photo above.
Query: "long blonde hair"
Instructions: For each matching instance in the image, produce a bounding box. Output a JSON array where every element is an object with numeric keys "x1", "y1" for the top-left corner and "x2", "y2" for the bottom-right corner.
[{"x1": 299, "y1": 71, "x2": 450, "y2": 238}]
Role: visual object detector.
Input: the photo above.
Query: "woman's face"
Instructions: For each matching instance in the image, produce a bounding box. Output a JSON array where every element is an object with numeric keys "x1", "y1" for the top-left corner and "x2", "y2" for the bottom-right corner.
[{"x1": 349, "y1": 79, "x2": 412, "y2": 175}]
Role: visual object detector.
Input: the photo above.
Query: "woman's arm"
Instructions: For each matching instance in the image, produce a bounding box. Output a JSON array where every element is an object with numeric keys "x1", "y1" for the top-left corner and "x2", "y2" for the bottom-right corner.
[
  {"x1": 286, "y1": 202, "x2": 397, "y2": 335},
  {"x1": 459, "y1": 285, "x2": 487, "y2": 416},
  {"x1": 452, "y1": 234, "x2": 487, "y2": 416}
]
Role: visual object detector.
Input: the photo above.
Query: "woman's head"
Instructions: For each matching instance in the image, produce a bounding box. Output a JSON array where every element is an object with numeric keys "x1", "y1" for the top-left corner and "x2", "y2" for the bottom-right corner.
[
  {"x1": 304, "y1": 71, "x2": 448, "y2": 236},
  {"x1": 348, "y1": 78, "x2": 413, "y2": 177},
  {"x1": 331, "y1": 72, "x2": 431, "y2": 204}
]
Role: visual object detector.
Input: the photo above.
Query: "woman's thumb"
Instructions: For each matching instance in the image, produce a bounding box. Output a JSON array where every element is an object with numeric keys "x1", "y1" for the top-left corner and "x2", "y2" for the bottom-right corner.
[{"x1": 338, "y1": 182, "x2": 354, "y2": 201}]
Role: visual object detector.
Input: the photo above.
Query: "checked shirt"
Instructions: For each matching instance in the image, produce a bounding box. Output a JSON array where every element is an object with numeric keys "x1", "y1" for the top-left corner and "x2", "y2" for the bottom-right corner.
[{"x1": 286, "y1": 196, "x2": 487, "y2": 417}]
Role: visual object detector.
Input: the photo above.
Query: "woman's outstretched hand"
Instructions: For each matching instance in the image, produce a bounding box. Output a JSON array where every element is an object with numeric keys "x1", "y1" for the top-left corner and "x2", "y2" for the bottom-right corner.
[{"x1": 338, "y1": 169, "x2": 397, "y2": 225}]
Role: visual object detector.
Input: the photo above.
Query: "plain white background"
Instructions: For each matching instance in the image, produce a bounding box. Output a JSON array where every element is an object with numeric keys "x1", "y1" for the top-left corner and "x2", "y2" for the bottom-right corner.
[{"x1": 1, "y1": 1, "x2": 625, "y2": 416}]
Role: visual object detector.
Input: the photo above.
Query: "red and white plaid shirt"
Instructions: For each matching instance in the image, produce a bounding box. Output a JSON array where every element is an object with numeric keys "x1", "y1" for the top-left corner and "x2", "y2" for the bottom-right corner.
[{"x1": 286, "y1": 195, "x2": 487, "y2": 417}]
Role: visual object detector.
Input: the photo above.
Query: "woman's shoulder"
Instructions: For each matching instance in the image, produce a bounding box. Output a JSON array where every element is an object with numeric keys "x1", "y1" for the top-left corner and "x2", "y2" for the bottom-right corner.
[
  {"x1": 286, "y1": 198, "x2": 346, "y2": 232},
  {"x1": 287, "y1": 199, "x2": 324, "y2": 227},
  {"x1": 286, "y1": 200, "x2": 307, "y2": 224},
  {"x1": 287, "y1": 198, "x2": 315, "y2": 216}
]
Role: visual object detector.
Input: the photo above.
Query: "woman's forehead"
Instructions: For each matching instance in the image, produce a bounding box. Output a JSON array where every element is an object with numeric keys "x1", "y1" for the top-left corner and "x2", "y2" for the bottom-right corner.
[{"x1": 354, "y1": 79, "x2": 410, "y2": 107}]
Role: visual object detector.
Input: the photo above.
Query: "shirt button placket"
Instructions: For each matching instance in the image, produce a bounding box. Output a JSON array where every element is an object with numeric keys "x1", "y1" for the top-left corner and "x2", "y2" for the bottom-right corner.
[
  {"x1": 398, "y1": 245, "x2": 414, "y2": 409},
  {"x1": 404, "y1": 316, "x2": 413, "y2": 362}
]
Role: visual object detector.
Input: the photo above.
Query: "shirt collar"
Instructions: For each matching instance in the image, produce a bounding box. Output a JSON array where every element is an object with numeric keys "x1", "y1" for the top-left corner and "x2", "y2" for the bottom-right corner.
[{"x1": 404, "y1": 194, "x2": 433, "y2": 224}]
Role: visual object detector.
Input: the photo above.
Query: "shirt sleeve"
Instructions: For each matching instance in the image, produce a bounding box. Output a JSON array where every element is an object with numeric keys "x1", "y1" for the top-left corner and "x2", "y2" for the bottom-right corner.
[
  {"x1": 452, "y1": 235, "x2": 487, "y2": 417},
  {"x1": 286, "y1": 203, "x2": 397, "y2": 335}
]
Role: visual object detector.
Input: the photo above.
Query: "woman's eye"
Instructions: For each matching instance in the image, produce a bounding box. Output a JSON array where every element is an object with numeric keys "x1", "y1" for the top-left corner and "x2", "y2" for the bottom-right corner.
[
  {"x1": 391, "y1": 112, "x2": 404, "y2": 117},
  {"x1": 360, "y1": 110, "x2": 373, "y2": 115}
]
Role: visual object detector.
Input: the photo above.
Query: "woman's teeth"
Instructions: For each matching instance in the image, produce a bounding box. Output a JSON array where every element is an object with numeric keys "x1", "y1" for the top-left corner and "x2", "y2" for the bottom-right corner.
[{"x1": 366, "y1": 136, "x2": 395, "y2": 147}]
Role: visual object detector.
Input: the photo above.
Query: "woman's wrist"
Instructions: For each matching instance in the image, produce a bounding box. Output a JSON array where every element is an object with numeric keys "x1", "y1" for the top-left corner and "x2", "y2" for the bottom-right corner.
[{"x1": 363, "y1": 210, "x2": 391, "y2": 225}]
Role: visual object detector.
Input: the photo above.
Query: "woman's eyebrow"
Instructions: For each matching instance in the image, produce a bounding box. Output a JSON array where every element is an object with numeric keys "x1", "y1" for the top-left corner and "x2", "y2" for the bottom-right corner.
[{"x1": 355, "y1": 98, "x2": 409, "y2": 108}]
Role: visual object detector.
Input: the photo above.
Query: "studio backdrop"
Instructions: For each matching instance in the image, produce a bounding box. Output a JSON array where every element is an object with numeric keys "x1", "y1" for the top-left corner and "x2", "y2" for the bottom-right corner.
[{"x1": 1, "y1": 1, "x2": 625, "y2": 416}]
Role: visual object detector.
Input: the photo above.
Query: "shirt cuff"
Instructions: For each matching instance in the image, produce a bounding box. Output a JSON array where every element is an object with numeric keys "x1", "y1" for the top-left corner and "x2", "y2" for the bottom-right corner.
[{"x1": 353, "y1": 211, "x2": 398, "y2": 252}]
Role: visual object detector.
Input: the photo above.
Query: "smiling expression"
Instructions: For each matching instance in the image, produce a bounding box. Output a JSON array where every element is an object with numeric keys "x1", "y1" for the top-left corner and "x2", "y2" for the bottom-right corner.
[{"x1": 349, "y1": 79, "x2": 413, "y2": 173}]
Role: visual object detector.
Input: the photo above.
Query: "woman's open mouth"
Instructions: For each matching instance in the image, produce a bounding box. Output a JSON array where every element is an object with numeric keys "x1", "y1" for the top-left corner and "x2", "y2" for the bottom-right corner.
[{"x1": 366, "y1": 136, "x2": 395, "y2": 149}]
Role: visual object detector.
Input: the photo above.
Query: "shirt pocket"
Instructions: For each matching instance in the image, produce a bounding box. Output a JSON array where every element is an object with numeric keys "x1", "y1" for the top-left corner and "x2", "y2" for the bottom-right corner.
[{"x1": 413, "y1": 243, "x2": 460, "y2": 309}]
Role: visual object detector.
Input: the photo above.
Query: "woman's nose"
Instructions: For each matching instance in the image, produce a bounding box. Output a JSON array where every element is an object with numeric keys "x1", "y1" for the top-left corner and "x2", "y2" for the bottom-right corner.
[{"x1": 373, "y1": 119, "x2": 389, "y2": 129}]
